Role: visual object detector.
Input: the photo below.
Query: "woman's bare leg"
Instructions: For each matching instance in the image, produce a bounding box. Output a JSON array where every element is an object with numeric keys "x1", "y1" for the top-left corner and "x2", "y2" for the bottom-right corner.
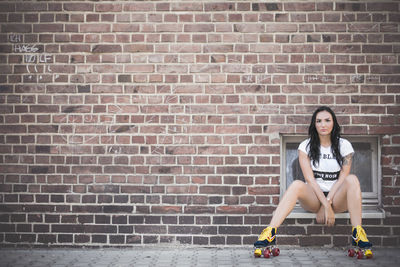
[
  {"x1": 269, "y1": 180, "x2": 321, "y2": 228},
  {"x1": 331, "y1": 174, "x2": 362, "y2": 227}
]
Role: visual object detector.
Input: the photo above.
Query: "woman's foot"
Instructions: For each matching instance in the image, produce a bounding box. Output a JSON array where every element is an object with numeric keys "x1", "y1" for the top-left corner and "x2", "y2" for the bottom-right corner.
[
  {"x1": 254, "y1": 226, "x2": 277, "y2": 247},
  {"x1": 352, "y1": 225, "x2": 372, "y2": 248}
]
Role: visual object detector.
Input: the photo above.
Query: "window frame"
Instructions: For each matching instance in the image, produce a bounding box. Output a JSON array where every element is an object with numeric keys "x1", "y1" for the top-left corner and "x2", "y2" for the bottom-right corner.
[{"x1": 280, "y1": 135, "x2": 381, "y2": 206}]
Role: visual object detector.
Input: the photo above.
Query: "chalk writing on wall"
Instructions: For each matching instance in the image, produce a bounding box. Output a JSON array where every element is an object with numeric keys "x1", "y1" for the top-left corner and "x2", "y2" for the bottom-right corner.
[{"x1": 9, "y1": 33, "x2": 53, "y2": 69}]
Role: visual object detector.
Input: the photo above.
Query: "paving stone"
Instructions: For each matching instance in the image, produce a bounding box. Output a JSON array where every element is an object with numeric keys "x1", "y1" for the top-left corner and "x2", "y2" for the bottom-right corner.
[{"x1": 0, "y1": 247, "x2": 399, "y2": 267}]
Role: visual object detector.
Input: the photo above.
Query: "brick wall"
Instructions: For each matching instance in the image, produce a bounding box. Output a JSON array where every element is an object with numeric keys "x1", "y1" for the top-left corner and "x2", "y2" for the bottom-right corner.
[{"x1": 0, "y1": 1, "x2": 399, "y2": 247}]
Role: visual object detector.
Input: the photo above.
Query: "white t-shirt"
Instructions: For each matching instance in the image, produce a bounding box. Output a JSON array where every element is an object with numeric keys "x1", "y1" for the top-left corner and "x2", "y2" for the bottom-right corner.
[{"x1": 298, "y1": 138, "x2": 354, "y2": 192}]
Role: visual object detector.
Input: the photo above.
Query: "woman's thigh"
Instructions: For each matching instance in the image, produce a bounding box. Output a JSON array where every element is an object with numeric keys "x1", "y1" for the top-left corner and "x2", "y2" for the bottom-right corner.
[
  {"x1": 331, "y1": 179, "x2": 349, "y2": 213},
  {"x1": 298, "y1": 183, "x2": 321, "y2": 213}
]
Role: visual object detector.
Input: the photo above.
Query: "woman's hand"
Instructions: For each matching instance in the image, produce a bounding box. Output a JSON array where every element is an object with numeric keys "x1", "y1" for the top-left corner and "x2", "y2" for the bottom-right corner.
[
  {"x1": 324, "y1": 205, "x2": 335, "y2": 226},
  {"x1": 316, "y1": 206, "x2": 325, "y2": 224}
]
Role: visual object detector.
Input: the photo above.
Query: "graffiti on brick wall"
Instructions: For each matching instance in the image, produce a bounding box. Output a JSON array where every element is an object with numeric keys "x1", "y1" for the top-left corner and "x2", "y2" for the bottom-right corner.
[{"x1": 9, "y1": 33, "x2": 53, "y2": 81}]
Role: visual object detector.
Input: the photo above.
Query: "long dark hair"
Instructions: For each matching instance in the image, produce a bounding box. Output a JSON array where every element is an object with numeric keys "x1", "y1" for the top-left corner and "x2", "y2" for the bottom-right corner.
[{"x1": 307, "y1": 106, "x2": 343, "y2": 168}]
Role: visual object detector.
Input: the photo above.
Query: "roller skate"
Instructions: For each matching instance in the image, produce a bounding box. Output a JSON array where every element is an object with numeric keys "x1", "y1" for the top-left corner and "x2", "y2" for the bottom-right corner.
[
  {"x1": 347, "y1": 225, "x2": 373, "y2": 259},
  {"x1": 253, "y1": 227, "x2": 280, "y2": 258}
]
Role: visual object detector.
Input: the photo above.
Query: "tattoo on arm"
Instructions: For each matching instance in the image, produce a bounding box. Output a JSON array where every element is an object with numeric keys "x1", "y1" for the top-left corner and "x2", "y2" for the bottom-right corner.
[{"x1": 343, "y1": 153, "x2": 353, "y2": 166}]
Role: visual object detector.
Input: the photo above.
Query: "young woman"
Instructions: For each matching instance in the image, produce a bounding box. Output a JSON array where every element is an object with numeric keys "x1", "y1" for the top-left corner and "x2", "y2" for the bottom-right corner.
[{"x1": 254, "y1": 106, "x2": 372, "y2": 251}]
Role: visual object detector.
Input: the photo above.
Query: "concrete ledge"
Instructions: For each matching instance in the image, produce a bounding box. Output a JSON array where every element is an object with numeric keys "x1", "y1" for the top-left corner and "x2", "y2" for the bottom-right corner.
[{"x1": 286, "y1": 206, "x2": 386, "y2": 219}]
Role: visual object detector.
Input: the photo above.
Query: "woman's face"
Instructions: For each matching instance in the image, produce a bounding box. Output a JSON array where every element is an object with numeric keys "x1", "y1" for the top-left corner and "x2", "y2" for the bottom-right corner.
[{"x1": 315, "y1": 110, "x2": 334, "y2": 137}]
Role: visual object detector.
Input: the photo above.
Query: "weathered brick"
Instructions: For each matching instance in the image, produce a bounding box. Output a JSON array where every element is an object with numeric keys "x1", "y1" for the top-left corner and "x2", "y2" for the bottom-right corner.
[
  {"x1": 80, "y1": 24, "x2": 111, "y2": 33},
  {"x1": 266, "y1": 24, "x2": 297, "y2": 32},
  {"x1": 300, "y1": 236, "x2": 332, "y2": 246},
  {"x1": 96, "y1": 3, "x2": 122, "y2": 12},
  {"x1": 58, "y1": 234, "x2": 73, "y2": 243},
  {"x1": 5, "y1": 234, "x2": 36, "y2": 243},
  {"x1": 216, "y1": 206, "x2": 247, "y2": 214},
  {"x1": 0, "y1": 3, "x2": 15, "y2": 12},
  {"x1": 64, "y1": 3, "x2": 93, "y2": 11},
  {"x1": 33, "y1": 24, "x2": 63, "y2": 32},
  {"x1": 362, "y1": 45, "x2": 393, "y2": 53},
  {"x1": 367, "y1": 2, "x2": 398, "y2": 11},
  {"x1": 218, "y1": 226, "x2": 250, "y2": 235},
  {"x1": 52, "y1": 225, "x2": 84, "y2": 233},
  {"x1": 91, "y1": 45, "x2": 122, "y2": 53},
  {"x1": 325, "y1": 65, "x2": 355, "y2": 73},
  {"x1": 315, "y1": 23, "x2": 346, "y2": 32},
  {"x1": 124, "y1": 2, "x2": 154, "y2": 11},
  {"x1": 371, "y1": 65, "x2": 400, "y2": 74},
  {"x1": 151, "y1": 206, "x2": 182, "y2": 214},
  {"x1": 171, "y1": 3, "x2": 202, "y2": 11},
  {"x1": 285, "y1": 2, "x2": 315, "y2": 11}
]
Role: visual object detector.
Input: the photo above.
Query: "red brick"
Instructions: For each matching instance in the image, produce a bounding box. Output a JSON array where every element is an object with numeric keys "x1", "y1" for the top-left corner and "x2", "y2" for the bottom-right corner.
[
  {"x1": 0, "y1": 3, "x2": 15, "y2": 12},
  {"x1": 124, "y1": 44, "x2": 153, "y2": 52},
  {"x1": 90, "y1": 45, "x2": 121, "y2": 54},
  {"x1": 216, "y1": 206, "x2": 247, "y2": 214},
  {"x1": 1, "y1": 24, "x2": 31, "y2": 33},
  {"x1": 33, "y1": 24, "x2": 63, "y2": 32},
  {"x1": 284, "y1": 2, "x2": 315, "y2": 11},
  {"x1": 384, "y1": 34, "x2": 400, "y2": 43},
  {"x1": 184, "y1": 23, "x2": 213, "y2": 32},
  {"x1": 16, "y1": 3, "x2": 46, "y2": 11},
  {"x1": 112, "y1": 24, "x2": 139, "y2": 32},
  {"x1": 237, "y1": 3, "x2": 250, "y2": 11},
  {"x1": 171, "y1": 3, "x2": 203, "y2": 11},
  {"x1": 363, "y1": 45, "x2": 393, "y2": 53},
  {"x1": 96, "y1": 3, "x2": 122, "y2": 12},
  {"x1": 367, "y1": 2, "x2": 398, "y2": 11},
  {"x1": 216, "y1": 126, "x2": 247, "y2": 134},
  {"x1": 283, "y1": 44, "x2": 313, "y2": 53},
  {"x1": 249, "y1": 166, "x2": 280, "y2": 175},
  {"x1": 268, "y1": 64, "x2": 298, "y2": 73},
  {"x1": 60, "y1": 44, "x2": 90, "y2": 53},
  {"x1": 351, "y1": 95, "x2": 378, "y2": 104},
  {"x1": 300, "y1": 236, "x2": 332, "y2": 246},
  {"x1": 204, "y1": 44, "x2": 233, "y2": 53},
  {"x1": 156, "y1": 24, "x2": 182, "y2": 32},
  {"x1": 165, "y1": 186, "x2": 196, "y2": 194},
  {"x1": 248, "y1": 186, "x2": 280, "y2": 195},
  {"x1": 64, "y1": 3, "x2": 93, "y2": 11},
  {"x1": 371, "y1": 65, "x2": 400, "y2": 74},
  {"x1": 184, "y1": 206, "x2": 215, "y2": 214},
  {"x1": 0, "y1": 165, "x2": 27, "y2": 173},
  {"x1": 330, "y1": 45, "x2": 361, "y2": 53},
  {"x1": 315, "y1": 23, "x2": 346, "y2": 32},
  {"x1": 265, "y1": 24, "x2": 297, "y2": 32},
  {"x1": 361, "y1": 85, "x2": 386, "y2": 93},
  {"x1": 325, "y1": 65, "x2": 356, "y2": 74},
  {"x1": 80, "y1": 24, "x2": 111, "y2": 33},
  {"x1": 335, "y1": 3, "x2": 365, "y2": 11},
  {"x1": 124, "y1": 64, "x2": 154, "y2": 73},
  {"x1": 204, "y1": 3, "x2": 234, "y2": 11},
  {"x1": 151, "y1": 206, "x2": 182, "y2": 214}
]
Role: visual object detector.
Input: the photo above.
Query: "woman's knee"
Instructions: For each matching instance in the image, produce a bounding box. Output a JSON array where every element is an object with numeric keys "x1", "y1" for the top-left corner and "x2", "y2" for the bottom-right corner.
[
  {"x1": 346, "y1": 174, "x2": 360, "y2": 188},
  {"x1": 288, "y1": 180, "x2": 306, "y2": 193}
]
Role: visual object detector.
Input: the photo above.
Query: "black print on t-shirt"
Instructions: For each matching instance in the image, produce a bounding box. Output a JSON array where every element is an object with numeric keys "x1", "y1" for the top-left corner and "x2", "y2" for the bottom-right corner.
[
  {"x1": 322, "y1": 154, "x2": 334, "y2": 160},
  {"x1": 313, "y1": 171, "x2": 340, "y2": 181}
]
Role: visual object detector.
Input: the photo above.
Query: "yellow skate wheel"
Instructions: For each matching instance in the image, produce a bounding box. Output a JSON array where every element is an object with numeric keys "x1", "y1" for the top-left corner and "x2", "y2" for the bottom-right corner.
[
  {"x1": 365, "y1": 249, "x2": 373, "y2": 259},
  {"x1": 254, "y1": 248, "x2": 262, "y2": 257}
]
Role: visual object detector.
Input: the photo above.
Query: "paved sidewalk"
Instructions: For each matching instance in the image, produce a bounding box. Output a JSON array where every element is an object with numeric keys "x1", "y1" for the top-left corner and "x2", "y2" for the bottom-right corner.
[{"x1": 0, "y1": 246, "x2": 399, "y2": 267}]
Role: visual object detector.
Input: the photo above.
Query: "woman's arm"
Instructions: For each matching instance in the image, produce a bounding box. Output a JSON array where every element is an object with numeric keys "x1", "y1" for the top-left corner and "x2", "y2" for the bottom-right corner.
[{"x1": 326, "y1": 153, "x2": 353, "y2": 205}]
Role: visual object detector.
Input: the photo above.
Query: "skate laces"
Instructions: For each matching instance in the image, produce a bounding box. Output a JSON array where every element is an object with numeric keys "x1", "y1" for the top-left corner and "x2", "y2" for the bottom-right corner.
[
  {"x1": 354, "y1": 225, "x2": 369, "y2": 242},
  {"x1": 258, "y1": 227, "x2": 275, "y2": 242}
]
